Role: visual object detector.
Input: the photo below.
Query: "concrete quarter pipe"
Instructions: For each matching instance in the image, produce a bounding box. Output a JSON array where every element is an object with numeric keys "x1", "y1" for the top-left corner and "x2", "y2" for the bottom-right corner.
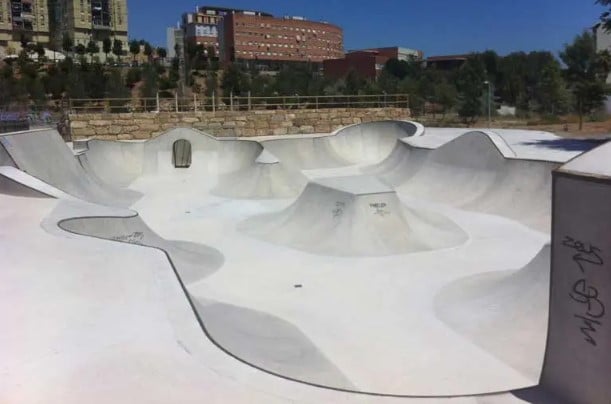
[{"x1": 1, "y1": 121, "x2": 609, "y2": 403}]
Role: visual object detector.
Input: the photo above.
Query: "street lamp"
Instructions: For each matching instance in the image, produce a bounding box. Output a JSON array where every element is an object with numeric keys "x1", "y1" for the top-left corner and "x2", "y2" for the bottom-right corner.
[{"x1": 483, "y1": 80, "x2": 491, "y2": 128}]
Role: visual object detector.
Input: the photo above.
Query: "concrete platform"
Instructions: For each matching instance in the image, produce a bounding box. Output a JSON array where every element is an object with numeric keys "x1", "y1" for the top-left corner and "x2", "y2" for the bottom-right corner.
[{"x1": 1, "y1": 122, "x2": 609, "y2": 403}]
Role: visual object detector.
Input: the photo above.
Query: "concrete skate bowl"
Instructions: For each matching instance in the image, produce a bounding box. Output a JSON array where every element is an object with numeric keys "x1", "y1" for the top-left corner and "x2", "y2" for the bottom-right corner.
[
  {"x1": 261, "y1": 120, "x2": 423, "y2": 169},
  {"x1": 3, "y1": 122, "x2": 599, "y2": 400},
  {"x1": 78, "y1": 127, "x2": 306, "y2": 199}
]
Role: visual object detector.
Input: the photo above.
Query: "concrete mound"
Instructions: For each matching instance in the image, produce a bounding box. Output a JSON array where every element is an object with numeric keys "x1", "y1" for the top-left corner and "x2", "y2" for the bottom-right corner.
[
  {"x1": 434, "y1": 246, "x2": 550, "y2": 381},
  {"x1": 367, "y1": 131, "x2": 557, "y2": 232},
  {"x1": 239, "y1": 175, "x2": 467, "y2": 256},
  {"x1": 195, "y1": 299, "x2": 355, "y2": 390},
  {"x1": 212, "y1": 149, "x2": 306, "y2": 199}
]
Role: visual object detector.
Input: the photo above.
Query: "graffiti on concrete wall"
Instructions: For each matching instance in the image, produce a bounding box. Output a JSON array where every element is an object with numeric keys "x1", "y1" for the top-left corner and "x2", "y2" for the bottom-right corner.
[{"x1": 563, "y1": 236, "x2": 606, "y2": 346}]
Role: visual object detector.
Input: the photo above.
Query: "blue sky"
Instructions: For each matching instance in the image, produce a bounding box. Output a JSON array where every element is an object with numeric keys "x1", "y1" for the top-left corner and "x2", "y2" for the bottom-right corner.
[{"x1": 128, "y1": 0, "x2": 604, "y2": 57}]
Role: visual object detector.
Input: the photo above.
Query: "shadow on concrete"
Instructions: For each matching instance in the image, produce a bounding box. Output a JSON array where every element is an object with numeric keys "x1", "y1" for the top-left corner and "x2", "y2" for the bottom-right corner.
[
  {"x1": 511, "y1": 386, "x2": 567, "y2": 404},
  {"x1": 520, "y1": 138, "x2": 610, "y2": 152}
]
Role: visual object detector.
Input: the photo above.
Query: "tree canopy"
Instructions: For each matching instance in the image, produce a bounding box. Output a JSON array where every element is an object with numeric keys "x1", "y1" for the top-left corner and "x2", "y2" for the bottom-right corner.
[{"x1": 560, "y1": 31, "x2": 610, "y2": 129}]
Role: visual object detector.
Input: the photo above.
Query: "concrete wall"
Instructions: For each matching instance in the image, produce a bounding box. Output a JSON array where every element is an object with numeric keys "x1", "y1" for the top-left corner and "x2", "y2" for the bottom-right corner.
[
  {"x1": 66, "y1": 108, "x2": 410, "y2": 140},
  {"x1": 541, "y1": 163, "x2": 611, "y2": 403}
]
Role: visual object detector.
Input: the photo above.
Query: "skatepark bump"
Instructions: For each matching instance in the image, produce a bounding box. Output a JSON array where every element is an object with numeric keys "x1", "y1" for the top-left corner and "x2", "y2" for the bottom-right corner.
[
  {"x1": 212, "y1": 149, "x2": 307, "y2": 199},
  {"x1": 195, "y1": 300, "x2": 356, "y2": 390},
  {"x1": 240, "y1": 175, "x2": 468, "y2": 256},
  {"x1": 435, "y1": 245, "x2": 550, "y2": 381}
]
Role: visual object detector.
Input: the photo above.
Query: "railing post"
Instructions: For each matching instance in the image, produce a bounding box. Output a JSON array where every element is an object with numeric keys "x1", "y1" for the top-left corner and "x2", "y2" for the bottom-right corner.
[
  {"x1": 248, "y1": 91, "x2": 252, "y2": 111},
  {"x1": 175, "y1": 92, "x2": 179, "y2": 113},
  {"x1": 194, "y1": 93, "x2": 197, "y2": 112},
  {"x1": 315, "y1": 96, "x2": 319, "y2": 111},
  {"x1": 212, "y1": 90, "x2": 216, "y2": 115},
  {"x1": 156, "y1": 92, "x2": 160, "y2": 112},
  {"x1": 230, "y1": 91, "x2": 234, "y2": 111}
]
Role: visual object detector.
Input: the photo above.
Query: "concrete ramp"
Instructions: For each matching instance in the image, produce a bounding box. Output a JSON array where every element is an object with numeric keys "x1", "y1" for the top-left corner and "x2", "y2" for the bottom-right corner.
[
  {"x1": 0, "y1": 166, "x2": 59, "y2": 198},
  {"x1": 435, "y1": 245, "x2": 550, "y2": 381},
  {"x1": 212, "y1": 150, "x2": 307, "y2": 199},
  {"x1": 77, "y1": 140, "x2": 145, "y2": 187},
  {"x1": 80, "y1": 128, "x2": 262, "y2": 185},
  {"x1": 240, "y1": 175, "x2": 467, "y2": 256},
  {"x1": 372, "y1": 132, "x2": 558, "y2": 231},
  {"x1": 0, "y1": 129, "x2": 139, "y2": 206}
]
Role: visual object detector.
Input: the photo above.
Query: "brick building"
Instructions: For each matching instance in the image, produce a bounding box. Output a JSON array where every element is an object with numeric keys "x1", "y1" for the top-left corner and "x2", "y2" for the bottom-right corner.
[
  {"x1": 426, "y1": 54, "x2": 469, "y2": 70},
  {"x1": 181, "y1": 6, "x2": 270, "y2": 57},
  {"x1": 219, "y1": 13, "x2": 343, "y2": 66},
  {"x1": 323, "y1": 47, "x2": 423, "y2": 80}
]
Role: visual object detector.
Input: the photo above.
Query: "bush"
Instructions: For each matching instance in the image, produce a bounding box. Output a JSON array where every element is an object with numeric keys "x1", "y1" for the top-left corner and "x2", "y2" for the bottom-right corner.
[
  {"x1": 125, "y1": 67, "x2": 142, "y2": 88},
  {"x1": 588, "y1": 110, "x2": 610, "y2": 122}
]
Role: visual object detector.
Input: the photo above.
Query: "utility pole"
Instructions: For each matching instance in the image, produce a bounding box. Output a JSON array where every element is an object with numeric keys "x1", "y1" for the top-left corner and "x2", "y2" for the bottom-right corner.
[{"x1": 484, "y1": 81, "x2": 492, "y2": 128}]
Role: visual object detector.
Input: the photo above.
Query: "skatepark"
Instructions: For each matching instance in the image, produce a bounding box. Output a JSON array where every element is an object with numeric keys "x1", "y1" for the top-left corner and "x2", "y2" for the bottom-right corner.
[{"x1": 1, "y1": 121, "x2": 610, "y2": 403}]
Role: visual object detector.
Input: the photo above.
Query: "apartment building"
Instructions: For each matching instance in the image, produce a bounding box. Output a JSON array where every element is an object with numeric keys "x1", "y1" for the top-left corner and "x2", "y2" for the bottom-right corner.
[
  {"x1": 49, "y1": 0, "x2": 128, "y2": 59},
  {"x1": 181, "y1": 6, "x2": 270, "y2": 56},
  {"x1": 219, "y1": 13, "x2": 343, "y2": 66},
  {"x1": 0, "y1": 0, "x2": 51, "y2": 53}
]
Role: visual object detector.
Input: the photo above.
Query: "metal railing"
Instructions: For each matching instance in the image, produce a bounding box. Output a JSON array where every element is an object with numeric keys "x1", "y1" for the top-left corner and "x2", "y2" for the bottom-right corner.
[{"x1": 67, "y1": 93, "x2": 411, "y2": 114}]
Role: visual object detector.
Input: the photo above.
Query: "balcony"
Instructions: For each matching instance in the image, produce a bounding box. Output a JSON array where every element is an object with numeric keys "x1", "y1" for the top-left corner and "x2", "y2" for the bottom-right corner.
[
  {"x1": 92, "y1": 22, "x2": 112, "y2": 30},
  {"x1": 12, "y1": 21, "x2": 33, "y2": 31}
]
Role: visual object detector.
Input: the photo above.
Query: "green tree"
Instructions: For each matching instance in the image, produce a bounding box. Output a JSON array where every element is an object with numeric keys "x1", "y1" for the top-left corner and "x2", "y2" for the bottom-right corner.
[
  {"x1": 343, "y1": 69, "x2": 366, "y2": 95},
  {"x1": 560, "y1": 31, "x2": 610, "y2": 130},
  {"x1": 105, "y1": 69, "x2": 129, "y2": 110},
  {"x1": 62, "y1": 33, "x2": 74, "y2": 54},
  {"x1": 74, "y1": 43, "x2": 86, "y2": 57},
  {"x1": 384, "y1": 58, "x2": 410, "y2": 80},
  {"x1": 221, "y1": 64, "x2": 249, "y2": 95},
  {"x1": 102, "y1": 37, "x2": 112, "y2": 61},
  {"x1": 143, "y1": 42, "x2": 154, "y2": 62},
  {"x1": 435, "y1": 81, "x2": 458, "y2": 117},
  {"x1": 112, "y1": 39, "x2": 124, "y2": 61},
  {"x1": 125, "y1": 67, "x2": 142, "y2": 88},
  {"x1": 497, "y1": 52, "x2": 527, "y2": 107},
  {"x1": 598, "y1": 0, "x2": 611, "y2": 31},
  {"x1": 456, "y1": 56, "x2": 486, "y2": 126},
  {"x1": 86, "y1": 40, "x2": 100, "y2": 61},
  {"x1": 129, "y1": 40, "x2": 140, "y2": 62},
  {"x1": 535, "y1": 62, "x2": 569, "y2": 115},
  {"x1": 34, "y1": 43, "x2": 45, "y2": 61},
  {"x1": 377, "y1": 70, "x2": 399, "y2": 94},
  {"x1": 19, "y1": 34, "x2": 30, "y2": 51},
  {"x1": 140, "y1": 64, "x2": 159, "y2": 99},
  {"x1": 157, "y1": 47, "x2": 167, "y2": 63}
]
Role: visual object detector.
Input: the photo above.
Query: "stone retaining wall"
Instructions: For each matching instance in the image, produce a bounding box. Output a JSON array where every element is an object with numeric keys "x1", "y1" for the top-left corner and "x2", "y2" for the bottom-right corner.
[{"x1": 67, "y1": 108, "x2": 410, "y2": 140}]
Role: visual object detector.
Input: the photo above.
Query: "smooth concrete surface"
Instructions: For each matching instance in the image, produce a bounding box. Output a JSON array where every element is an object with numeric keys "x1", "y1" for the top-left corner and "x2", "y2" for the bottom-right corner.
[
  {"x1": 540, "y1": 144, "x2": 611, "y2": 404},
  {"x1": 239, "y1": 176, "x2": 468, "y2": 256},
  {"x1": 0, "y1": 121, "x2": 608, "y2": 403}
]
